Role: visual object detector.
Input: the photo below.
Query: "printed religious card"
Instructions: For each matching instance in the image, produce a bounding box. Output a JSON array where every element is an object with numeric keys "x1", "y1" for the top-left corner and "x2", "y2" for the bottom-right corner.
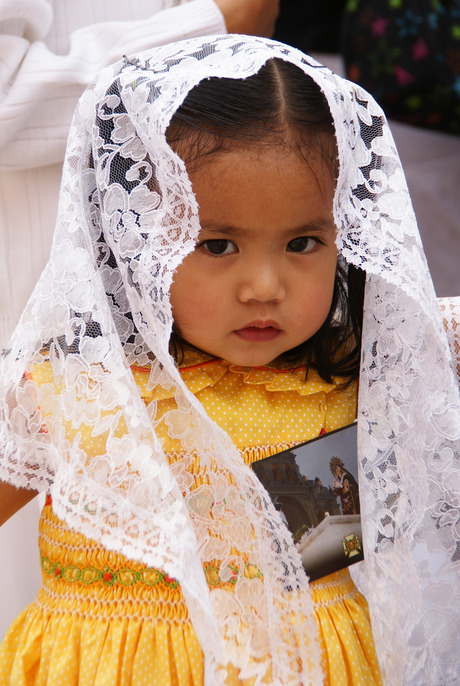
[{"x1": 252, "y1": 423, "x2": 363, "y2": 581}]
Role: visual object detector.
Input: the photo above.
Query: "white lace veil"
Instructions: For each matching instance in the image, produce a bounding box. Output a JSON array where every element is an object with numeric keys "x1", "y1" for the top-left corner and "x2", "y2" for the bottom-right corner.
[{"x1": 0, "y1": 35, "x2": 459, "y2": 686}]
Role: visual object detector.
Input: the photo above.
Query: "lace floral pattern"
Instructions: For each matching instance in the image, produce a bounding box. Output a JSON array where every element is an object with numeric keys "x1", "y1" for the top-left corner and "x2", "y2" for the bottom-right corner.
[{"x1": 0, "y1": 35, "x2": 459, "y2": 685}]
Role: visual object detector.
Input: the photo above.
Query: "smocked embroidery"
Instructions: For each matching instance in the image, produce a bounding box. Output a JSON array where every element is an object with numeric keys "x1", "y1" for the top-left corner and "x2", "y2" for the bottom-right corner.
[
  {"x1": 41, "y1": 553, "x2": 179, "y2": 588},
  {"x1": 41, "y1": 553, "x2": 263, "y2": 591}
]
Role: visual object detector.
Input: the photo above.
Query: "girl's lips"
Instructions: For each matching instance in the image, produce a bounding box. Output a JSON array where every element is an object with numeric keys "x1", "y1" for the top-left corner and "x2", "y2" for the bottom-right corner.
[{"x1": 234, "y1": 323, "x2": 282, "y2": 342}]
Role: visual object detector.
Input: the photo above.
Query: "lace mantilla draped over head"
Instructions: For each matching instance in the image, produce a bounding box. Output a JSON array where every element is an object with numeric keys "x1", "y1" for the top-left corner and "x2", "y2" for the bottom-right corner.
[{"x1": 0, "y1": 35, "x2": 459, "y2": 685}]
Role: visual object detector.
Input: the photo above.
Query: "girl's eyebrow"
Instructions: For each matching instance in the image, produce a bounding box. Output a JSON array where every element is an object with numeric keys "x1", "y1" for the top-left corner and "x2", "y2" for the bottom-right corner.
[
  {"x1": 199, "y1": 219, "x2": 336, "y2": 237},
  {"x1": 199, "y1": 223, "x2": 246, "y2": 237}
]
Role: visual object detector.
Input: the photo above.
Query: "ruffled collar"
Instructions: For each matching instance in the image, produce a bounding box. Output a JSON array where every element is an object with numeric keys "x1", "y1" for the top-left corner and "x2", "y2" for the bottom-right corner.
[{"x1": 131, "y1": 349, "x2": 339, "y2": 401}]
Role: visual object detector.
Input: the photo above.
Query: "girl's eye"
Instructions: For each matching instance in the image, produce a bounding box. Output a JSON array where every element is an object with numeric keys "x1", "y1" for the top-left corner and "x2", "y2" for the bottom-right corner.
[
  {"x1": 287, "y1": 236, "x2": 319, "y2": 254},
  {"x1": 200, "y1": 239, "x2": 237, "y2": 256}
]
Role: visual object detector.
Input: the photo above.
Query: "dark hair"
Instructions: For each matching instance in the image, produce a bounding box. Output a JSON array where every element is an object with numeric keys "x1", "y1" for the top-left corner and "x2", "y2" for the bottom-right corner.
[
  {"x1": 167, "y1": 58, "x2": 337, "y2": 171},
  {"x1": 167, "y1": 58, "x2": 365, "y2": 384}
]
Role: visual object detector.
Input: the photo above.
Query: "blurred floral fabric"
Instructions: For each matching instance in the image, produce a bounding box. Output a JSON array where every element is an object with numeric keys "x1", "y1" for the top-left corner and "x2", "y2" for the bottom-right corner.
[{"x1": 342, "y1": 0, "x2": 460, "y2": 134}]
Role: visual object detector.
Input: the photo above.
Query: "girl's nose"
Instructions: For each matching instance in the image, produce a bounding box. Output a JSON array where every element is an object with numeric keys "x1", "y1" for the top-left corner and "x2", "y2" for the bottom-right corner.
[{"x1": 237, "y1": 260, "x2": 286, "y2": 303}]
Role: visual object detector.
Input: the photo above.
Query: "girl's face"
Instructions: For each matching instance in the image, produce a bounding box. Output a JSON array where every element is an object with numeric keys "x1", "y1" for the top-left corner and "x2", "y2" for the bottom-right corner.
[{"x1": 170, "y1": 144, "x2": 338, "y2": 367}]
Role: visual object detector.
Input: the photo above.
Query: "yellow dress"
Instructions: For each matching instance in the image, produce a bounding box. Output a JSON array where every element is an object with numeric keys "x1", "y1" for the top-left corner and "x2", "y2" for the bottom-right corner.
[{"x1": 0, "y1": 352, "x2": 382, "y2": 686}]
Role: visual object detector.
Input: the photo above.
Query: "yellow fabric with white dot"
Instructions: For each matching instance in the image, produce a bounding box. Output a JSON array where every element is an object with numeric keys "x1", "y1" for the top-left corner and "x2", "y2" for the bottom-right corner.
[{"x1": 0, "y1": 353, "x2": 382, "y2": 685}]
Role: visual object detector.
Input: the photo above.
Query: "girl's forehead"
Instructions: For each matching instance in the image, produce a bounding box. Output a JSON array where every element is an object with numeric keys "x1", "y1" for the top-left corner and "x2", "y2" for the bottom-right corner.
[
  {"x1": 188, "y1": 144, "x2": 336, "y2": 199},
  {"x1": 187, "y1": 145, "x2": 337, "y2": 240}
]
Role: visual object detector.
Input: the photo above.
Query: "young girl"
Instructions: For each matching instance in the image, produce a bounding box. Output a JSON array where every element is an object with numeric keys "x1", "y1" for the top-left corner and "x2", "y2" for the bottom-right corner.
[{"x1": 0, "y1": 35, "x2": 458, "y2": 686}]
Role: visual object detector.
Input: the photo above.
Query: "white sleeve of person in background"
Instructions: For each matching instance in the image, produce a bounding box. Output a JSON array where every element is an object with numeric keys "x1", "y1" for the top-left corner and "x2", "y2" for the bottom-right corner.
[{"x1": 0, "y1": 0, "x2": 228, "y2": 170}]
